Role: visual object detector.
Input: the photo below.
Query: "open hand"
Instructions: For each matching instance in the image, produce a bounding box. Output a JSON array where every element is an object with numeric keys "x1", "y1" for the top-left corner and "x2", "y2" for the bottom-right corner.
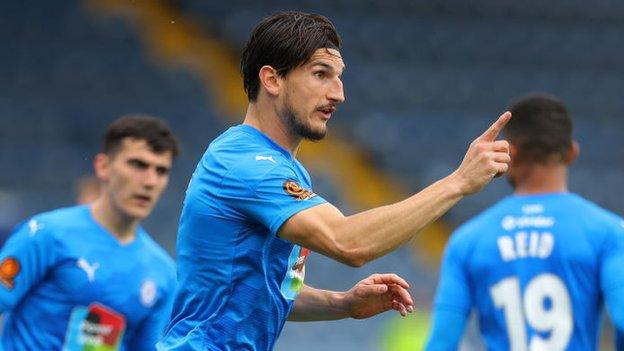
[{"x1": 344, "y1": 273, "x2": 414, "y2": 319}]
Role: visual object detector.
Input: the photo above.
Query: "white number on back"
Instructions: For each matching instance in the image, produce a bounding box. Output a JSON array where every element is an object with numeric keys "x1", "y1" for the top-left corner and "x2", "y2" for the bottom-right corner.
[{"x1": 490, "y1": 273, "x2": 572, "y2": 351}]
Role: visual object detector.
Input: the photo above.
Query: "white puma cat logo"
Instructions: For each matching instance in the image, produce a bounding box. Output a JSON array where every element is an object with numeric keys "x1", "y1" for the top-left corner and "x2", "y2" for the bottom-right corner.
[
  {"x1": 28, "y1": 219, "x2": 44, "y2": 236},
  {"x1": 255, "y1": 155, "x2": 276, "y2": 163},
  {"x1": 77, "y1": 258, "x2": 100, "y2": 282}
]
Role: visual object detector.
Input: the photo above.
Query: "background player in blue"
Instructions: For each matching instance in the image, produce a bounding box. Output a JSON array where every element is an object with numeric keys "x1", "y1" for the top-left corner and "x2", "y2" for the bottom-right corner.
[
  {"x1": 159, "y1": 12, "x2": 514, "y2": 351},
  {"x1": 425, "y1": 94, "x2": 624, "y2": 350},
  {"x1": 0, "y1": 115, "x2": 181, "y2": 350}
]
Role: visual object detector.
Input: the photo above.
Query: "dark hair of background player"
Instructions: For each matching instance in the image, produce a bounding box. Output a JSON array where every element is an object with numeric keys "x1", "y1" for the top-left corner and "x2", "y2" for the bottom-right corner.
[
  {"x1": 505, "y1": 93, "x2": 573, "y2": 164},
  {"x1": 102, "y1": 114, "x2": 181, "y2": 157}
]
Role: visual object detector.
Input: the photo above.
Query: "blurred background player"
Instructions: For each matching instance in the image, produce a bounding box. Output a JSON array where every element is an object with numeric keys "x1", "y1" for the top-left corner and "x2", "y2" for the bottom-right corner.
[
  {"x1": 75, "y1": 175, "x2": 102, "y2": 204},
  {"x1": 425, "y1": 94, "x2": 624, "y2": 350},
  {"x1": 159, "y1": 11, "x2": 511, "y2": 351},
  {"x1": 0, "y1": 115, "x2": 180, "y2": 350}
]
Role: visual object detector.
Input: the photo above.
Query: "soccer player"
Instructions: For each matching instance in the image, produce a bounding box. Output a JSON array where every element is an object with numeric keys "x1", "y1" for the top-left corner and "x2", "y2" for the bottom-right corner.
[
  {"x1": 158, "y1": 12, "x2": 511, "y2": 351},
  {"x1": 0, "y1": 115, "x2": 181, "y2": 350},
  {"x1": 425, "y1": 94, "x2": 624, "y2": 350}
]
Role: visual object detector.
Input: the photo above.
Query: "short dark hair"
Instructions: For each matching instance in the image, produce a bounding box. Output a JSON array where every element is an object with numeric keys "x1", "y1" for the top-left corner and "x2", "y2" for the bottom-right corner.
[
  {"x1": 103, "y1": 114, "x2": 181, "y2": 157},
  {"x1": 241, "y1": 11, "x2": 341, "y2": 101},
  {"x1": 505, "y1": 93, "x2": 573, "y2": 164}
]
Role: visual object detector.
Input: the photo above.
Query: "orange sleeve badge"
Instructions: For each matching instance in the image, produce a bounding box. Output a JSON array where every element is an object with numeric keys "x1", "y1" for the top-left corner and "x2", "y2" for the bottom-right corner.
[
  {"x1": 0, "y1": 257, "x2": 20, "y2": 290},
  {"x1": 283, "y1": 180, "x2": 316, "y2": 200}
]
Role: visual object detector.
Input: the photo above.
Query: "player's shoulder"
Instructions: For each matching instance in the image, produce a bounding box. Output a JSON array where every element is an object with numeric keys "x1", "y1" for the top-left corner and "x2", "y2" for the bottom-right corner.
[
  {"x1": 571, "y1": 194, "x2": 624, "y2": 232},
  {"x1": 17, "y1": 205, "x2": 91, "y2": 240},
  {"x1": 203, "y1": 124, "x2": 298, "y2": 183}
]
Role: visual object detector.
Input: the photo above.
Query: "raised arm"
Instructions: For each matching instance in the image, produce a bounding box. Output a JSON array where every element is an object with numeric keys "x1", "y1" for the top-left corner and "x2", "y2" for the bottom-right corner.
[{"x1": 279, "y1": 112, "x2": 511, "y2": 266}]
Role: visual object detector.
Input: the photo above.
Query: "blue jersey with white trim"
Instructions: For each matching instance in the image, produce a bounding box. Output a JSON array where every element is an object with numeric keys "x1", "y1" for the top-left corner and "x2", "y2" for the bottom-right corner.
[
  {"x1": 0, "y1": 205, "x2": 176, "y2": 351},
  {"x1": 159, "y1": 125, "x2": 326, "y2": 351},
  {"x1": 432, "y1": 193, "x2": 624, "y2": 351}
]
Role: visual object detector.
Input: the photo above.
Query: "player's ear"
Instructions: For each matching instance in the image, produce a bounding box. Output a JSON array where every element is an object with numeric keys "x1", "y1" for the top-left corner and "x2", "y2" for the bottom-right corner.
[
  {"x1": 566, "y1": 140, "x2": 580, "y2": 165},
  {"x1": 93, "y1": 153, "x2": 111, "y2": 182},
  {"x1": 259, "y1": 65, "x2": 281, "y2": 97}
]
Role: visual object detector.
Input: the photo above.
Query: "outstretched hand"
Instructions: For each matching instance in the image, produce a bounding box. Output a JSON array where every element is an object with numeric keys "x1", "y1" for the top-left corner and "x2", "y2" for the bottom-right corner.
[
  {"x1": 344, "y1": 273, "x2": 414, "y2": 319},
  {"x1": 452, "y1": 111, "x2": 512, "y2": 195}
]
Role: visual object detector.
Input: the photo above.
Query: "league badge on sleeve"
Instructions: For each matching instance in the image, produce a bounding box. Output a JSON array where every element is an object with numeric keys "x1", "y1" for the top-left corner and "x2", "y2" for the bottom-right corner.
[
  {"x1": 283, "y1": 180, "x2": 316, "y2": 200},
  {"x1": 0, "y1": 257, "x2": 20, "y2": 290}
]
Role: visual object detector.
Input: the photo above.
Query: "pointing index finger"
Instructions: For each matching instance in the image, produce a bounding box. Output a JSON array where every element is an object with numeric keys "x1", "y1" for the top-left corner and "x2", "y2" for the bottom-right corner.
[{"x1": 477, "y1": 111, "x2": 512, "y2": 142}]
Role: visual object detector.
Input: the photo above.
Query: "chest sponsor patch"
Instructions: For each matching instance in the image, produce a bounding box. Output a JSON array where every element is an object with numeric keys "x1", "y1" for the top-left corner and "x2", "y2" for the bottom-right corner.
[
  {"x1": 283, "y1": 180, "x2": 316, "y2": 200},
  {"x1": 280, "y1": 246, "x2": 310, "y2": 300},
  {"x1": 63, "y1": 303, "x2": 126, "y2": 351},
  {"x1": 0, "y1": 257, "x2": 20, "y2": 290}
]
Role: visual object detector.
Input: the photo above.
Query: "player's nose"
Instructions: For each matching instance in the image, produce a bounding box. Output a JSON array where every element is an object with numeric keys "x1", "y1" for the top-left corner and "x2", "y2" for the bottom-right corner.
[{"x1": 328, "y1": 77, "x2": 345, "y2": 104}]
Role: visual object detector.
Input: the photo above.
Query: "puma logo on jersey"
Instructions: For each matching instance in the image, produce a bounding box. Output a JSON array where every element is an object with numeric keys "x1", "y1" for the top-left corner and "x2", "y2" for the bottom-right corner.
[
  {"x1": 28, "y1": 219, "x2": 44, "y2": 236},
  {"x1": 77, "y1": 258, "x2": 100, "y2": 282},
  {"x1": 255, "y1": 155, "x2": 276, "y2": 163}
]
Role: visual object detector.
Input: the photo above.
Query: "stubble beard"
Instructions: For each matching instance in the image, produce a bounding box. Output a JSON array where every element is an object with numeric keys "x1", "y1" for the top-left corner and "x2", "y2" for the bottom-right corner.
[{"x1": 280, "y1": 95, "x2": 327, "y2": 142}]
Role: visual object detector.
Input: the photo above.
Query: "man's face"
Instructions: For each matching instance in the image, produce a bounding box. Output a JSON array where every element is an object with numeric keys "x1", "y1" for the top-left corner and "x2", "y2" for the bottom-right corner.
[
  {"x1": 98, "y1": 138, "x2": 172, "y2": 220},
  {"x1": 278, "y1": 48, "x2": 345, "y2": 141}
]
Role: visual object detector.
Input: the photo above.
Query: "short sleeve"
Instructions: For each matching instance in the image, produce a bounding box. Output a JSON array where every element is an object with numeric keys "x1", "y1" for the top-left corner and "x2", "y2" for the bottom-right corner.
[
  {"x1": 0, "y1": 218, "x2": 58, "y2": 311},
  {"x1": 220, "y1": 164, "x2": 326, "y2": 235},
  {"x1": 432, "y1": 234, "x2": 473, "y2": 314}
]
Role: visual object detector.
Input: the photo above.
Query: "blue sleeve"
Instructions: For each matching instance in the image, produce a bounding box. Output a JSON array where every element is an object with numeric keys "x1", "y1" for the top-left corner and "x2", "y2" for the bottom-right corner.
[
  {"x1": 425, "y1": 235, "x2": 472, "y2": 350},
  {"x1": 0, "y1": 219, "x2": 57, "y2": 312},
  {"x1": 425, "y1": 308, "x2": 469, "y2": 351},
  {"x1": 221, "y1": 164, "x2": 326, "y2": 235},
  {"x1": 601, "y1": 221, "x2": 624, "y2": 339},
  {"x1": 129, "y1": 269, "x2": 176, "y2": 350}
]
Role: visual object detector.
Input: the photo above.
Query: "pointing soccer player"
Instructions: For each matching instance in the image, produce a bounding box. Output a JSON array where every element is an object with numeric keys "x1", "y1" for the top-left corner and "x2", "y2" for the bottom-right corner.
[
  {"x1": 425, "y1": 94, "x2": 624, "y2": 350},
  {"x1": 158, "y1": 12, "x2": 511, "y2": 351},
  {"x1": 0, "y1": 115, "x2": 180, "y2": 350}
]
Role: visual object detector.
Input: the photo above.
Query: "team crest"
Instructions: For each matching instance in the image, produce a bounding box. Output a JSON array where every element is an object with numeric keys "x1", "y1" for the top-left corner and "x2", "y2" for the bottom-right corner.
[
  {"x1": 283, "y1": 180, "x2": 316, "y2": 200},
  {"x1": 0, "y1": 257, "x2": 20, "y2": 290},
  {"x1": 140, "y1": 279, "x2": 157, "y2": 307}
]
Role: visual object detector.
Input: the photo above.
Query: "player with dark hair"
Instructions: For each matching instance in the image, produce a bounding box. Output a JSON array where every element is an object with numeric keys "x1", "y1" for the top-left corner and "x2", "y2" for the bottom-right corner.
[
  {"x1": 0, "y1": 115, "x2": 181, "y2": 350},
  {"x1": 159, "y1": 11, "x2": 511, "y2": 350},
  {"x1": 425, "y1": 94, "x2": 624, "y2": 350}
]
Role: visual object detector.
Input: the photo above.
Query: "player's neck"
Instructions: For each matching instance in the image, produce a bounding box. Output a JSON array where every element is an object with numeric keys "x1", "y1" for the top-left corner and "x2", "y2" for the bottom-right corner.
[
  {"x1": 90, "y1": 198, "x2": 138, "y2": 244},
  {"x1": 512, "y1": 163, "x2": 569, "y2": 195},
  {"x1": 243, "y1": 102, "x2": 302, "y2": 156}
]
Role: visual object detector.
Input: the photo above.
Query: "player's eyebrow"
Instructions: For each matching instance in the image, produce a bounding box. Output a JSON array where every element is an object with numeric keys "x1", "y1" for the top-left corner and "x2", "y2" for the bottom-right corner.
[{"x1": 310, "y1": 61, "x2": 346, "y2": 76}]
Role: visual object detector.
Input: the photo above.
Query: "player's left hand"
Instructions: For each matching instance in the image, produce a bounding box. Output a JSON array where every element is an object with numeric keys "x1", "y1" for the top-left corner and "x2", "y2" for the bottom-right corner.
[{"x1": 343, "y1": 273, "x2": 414, "y2": 319}]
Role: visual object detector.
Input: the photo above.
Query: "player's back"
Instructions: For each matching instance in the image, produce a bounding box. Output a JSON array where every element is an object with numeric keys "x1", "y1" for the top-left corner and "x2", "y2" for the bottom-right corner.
[{"x1": 450, "y1": 192, "x2": 623, "y2": 351}]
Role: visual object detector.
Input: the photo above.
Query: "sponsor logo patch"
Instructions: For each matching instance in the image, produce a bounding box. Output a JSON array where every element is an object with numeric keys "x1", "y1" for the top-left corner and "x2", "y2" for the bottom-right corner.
[
  {"x1": 0, "y1": 257, "x2": 20, "y2": 290},
  {"x1": 280, "y1": 246, "x2": 310, "y2": 300},
  {"x1": 64, "y1": 303, "x2": 126, "y2": 351},
  {"x1": 283, "y1": 180, "x2": 316, "y2": 200}
]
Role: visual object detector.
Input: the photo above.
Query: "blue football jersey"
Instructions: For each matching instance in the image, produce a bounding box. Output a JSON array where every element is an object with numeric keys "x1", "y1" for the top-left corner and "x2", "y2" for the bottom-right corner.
[
  {"x1": 158, "y1": 125, "x2": 326, "y2": 351},
  {"x1": 432, "y1": 193, "x2": 624, "y2": 351},
  {"x1": 0, "y1": 205, "x2": 177, "y2": 351}
]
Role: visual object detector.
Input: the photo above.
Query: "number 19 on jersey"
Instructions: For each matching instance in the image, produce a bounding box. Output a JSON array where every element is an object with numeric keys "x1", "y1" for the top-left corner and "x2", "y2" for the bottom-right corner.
[{"x1": 490, "y1": 273, "x2": 573, "y2": 351}]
